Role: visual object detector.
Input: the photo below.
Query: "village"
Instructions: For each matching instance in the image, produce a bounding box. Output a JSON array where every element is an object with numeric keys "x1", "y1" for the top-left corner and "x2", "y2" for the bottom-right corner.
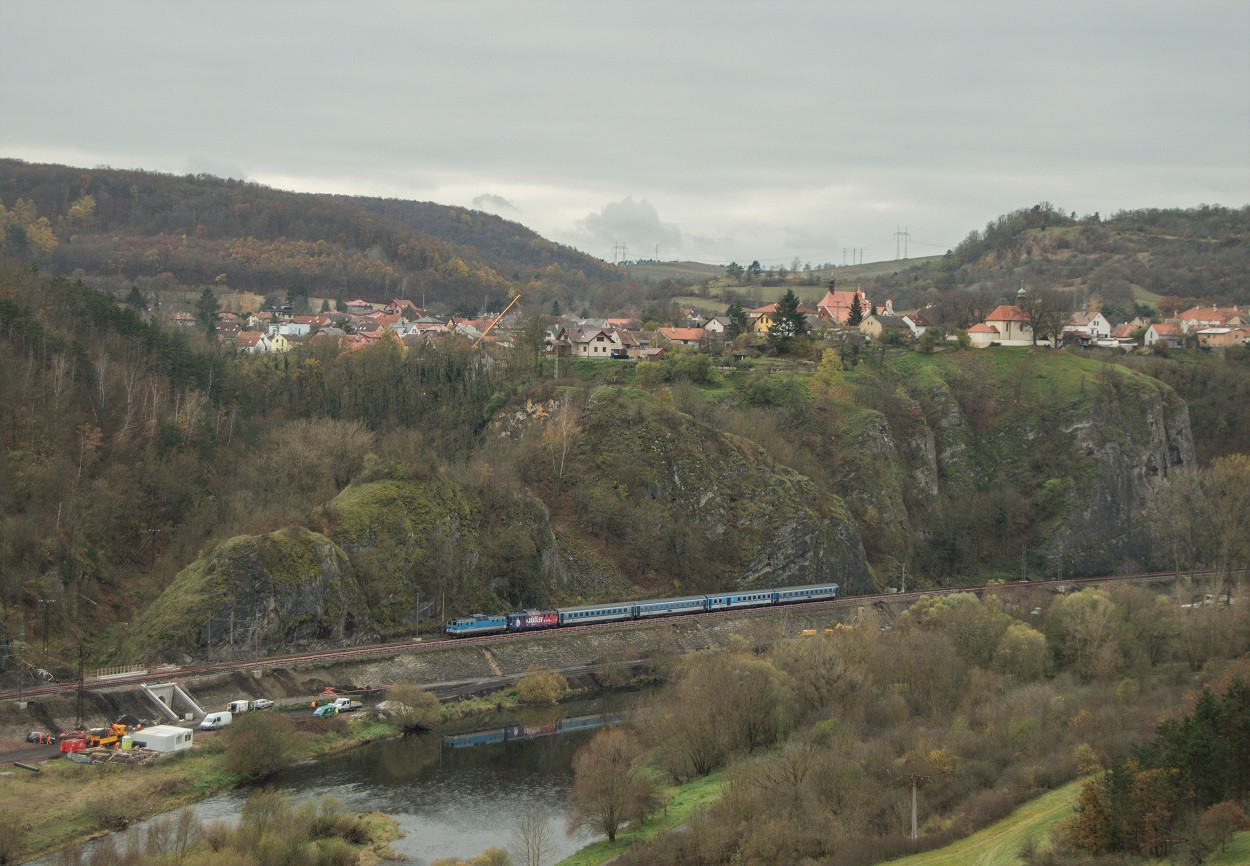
[{"x1": 166, "y1": 280, "x2": 1250, "y2": 360}]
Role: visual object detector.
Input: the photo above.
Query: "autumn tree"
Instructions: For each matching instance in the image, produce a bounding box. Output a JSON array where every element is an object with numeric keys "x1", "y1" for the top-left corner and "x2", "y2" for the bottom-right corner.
[
  {"x1": 993, "y1": 621, "x2": 1051, "y2": 680},
  {"x1": 1044, "y1": 587, "x2": 1123, "y2": 680},
  {"x1": 567, "y1": 728, "x2": 658, "y2": 842},
  {"x1": 385, "y1": 683, "x2": 442, "y2": 731},
  {"x1": 515, "y1": 667, "x2": 568, "y2": 705}
]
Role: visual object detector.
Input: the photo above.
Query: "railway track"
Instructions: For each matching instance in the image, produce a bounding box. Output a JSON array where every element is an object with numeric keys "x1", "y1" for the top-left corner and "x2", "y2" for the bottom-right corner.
[{"x1": 0, "y1": 568, "x2": 1232, "y2": 702}]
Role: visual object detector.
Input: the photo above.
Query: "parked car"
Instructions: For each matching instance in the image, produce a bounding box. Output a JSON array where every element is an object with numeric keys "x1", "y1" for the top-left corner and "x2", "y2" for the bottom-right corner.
[
  {"x1": 312, "y1": 704, "x2": 338, "y2": 718},
  {"x1": 252, "y1": 698, "x2": 275, "y2": 710}
]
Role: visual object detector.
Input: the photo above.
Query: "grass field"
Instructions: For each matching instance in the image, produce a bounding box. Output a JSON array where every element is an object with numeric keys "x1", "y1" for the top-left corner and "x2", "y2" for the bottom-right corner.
[
  {"x1": 556, "y1": 770, "x2": 726, "y2": 866},
  {"x1": 884, "y1": 779, "x2": 1084, "y2": 866}
]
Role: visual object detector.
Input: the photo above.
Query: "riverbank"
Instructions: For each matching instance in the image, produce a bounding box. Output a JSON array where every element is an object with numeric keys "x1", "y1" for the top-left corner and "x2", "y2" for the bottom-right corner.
[
  {"x1": 556, "y1": 770, "x2": 728, "y2": 866},
  {"x1": 2, "y1": 683, "x2": 558, "y2": 864}
]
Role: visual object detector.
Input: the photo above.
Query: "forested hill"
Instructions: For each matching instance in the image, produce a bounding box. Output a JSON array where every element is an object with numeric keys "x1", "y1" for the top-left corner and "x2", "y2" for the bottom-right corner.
[
  {"x1": 854, "y1": 202, "x2": 1250, "y2": 320},
  {"x1": 0, "y1": 158, "x2": 627, "y2": 312}
]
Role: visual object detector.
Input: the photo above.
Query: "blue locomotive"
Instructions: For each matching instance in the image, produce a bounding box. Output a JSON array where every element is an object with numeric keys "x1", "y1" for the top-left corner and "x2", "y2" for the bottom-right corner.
[{"x1": 443, "y1": 582, "x2": 839, "y2": 637}]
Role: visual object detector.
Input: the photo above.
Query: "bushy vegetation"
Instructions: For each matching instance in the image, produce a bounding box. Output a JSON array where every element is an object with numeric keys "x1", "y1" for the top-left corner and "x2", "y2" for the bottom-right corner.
[
  {"x1": 598, "y1": 583, "x2": 1249, "y2": 865},
  {"x1": 47, "y1": 790, "x2": 397, "y2": 865}
]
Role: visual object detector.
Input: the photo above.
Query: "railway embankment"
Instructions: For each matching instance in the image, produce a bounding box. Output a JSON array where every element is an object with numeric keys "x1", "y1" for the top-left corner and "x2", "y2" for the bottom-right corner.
[{"x1": 2, "y1": 601, "x2": 854, "y2": 738}]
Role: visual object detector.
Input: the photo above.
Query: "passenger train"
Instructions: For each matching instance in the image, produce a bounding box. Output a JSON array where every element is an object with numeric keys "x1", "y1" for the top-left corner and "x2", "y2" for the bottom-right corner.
[{"x1": 444, "y1": 582, "x2": 839, "y2": 637}]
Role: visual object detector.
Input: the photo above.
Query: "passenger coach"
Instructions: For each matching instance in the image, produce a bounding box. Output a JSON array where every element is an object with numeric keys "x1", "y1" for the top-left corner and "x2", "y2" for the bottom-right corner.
[{"x1": 443, "y1": 582, "x2": 838, "y2": 638}]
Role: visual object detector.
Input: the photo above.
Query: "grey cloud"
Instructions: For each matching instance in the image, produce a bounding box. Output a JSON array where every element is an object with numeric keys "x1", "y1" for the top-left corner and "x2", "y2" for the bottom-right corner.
[
  {"x1": 572, "y1": 198, "x2": 683, "y2": 257},
  {"x1": 472, "y1": 193, "x2": 519, "y2": 212},
  {"x1": 1, "y1": 1, "x2": 1246, "y2": 265}
]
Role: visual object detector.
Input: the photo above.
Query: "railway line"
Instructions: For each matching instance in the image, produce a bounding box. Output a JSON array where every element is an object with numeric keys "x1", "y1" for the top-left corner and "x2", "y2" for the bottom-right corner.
[{"x1": 0, "y1": 568, "x2": 1231, "y2": 702}]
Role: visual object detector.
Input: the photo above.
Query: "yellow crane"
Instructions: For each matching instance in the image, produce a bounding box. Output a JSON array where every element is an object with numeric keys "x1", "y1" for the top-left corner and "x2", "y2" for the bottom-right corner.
[{"x1": 471, "y1": 293, "x2": 522, "y2": 349}]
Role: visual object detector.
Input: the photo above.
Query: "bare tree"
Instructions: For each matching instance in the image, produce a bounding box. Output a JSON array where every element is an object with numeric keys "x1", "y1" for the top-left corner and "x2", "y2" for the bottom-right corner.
[
  {"x1": 1018, "y1": 286, "x2": 1071, "y2": 346},
  {"x1": 509, "y1": 809, "x2": 553, "y2": 866},
  {"x1": 567, "y1": 728, "x2": 657, "y2": 842}
]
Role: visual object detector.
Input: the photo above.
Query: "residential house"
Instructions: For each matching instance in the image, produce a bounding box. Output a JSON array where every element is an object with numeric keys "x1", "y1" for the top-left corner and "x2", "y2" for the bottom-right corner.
[
  {"x1": 1063, "y1": 311, "x2": 1112, "y2": 339},
  {"x1": 267, "y1": 333, "x2": 292, "y2": 353},
  {"x1": 982, "y1": 305, "x2": 1036, "y2": 346},
  {"x1": 635, "y1": 347, "x2": 666, "y2": 361},
  {"x1": 1175, "y1": 306, "x2": 1248, "y2": 334},
  {"x1": 384, "y1": 299, "x2": 421, "y2": 319},
  {"x1": 901, "y1": 310, "x2": 933, "y2": 337},
  {"x1": 1145, "y1": 323, "x2": 1184, "y2": 349},
  {"x1": 1197, "y1": 327, "x2": 1250, "y2": 348},
  {"x1": 703, "y1": 316, "x2": 731, "y2": 335},
  {"x1": 1109, "y1": 322, "x2": 1144, "y2": 346},
  {"x1": 344, "y1": 298, "x2": 375, "y2": 315},
  {"x1": 237, "y1": 331, "x2": 271, "y2": 353},
  {"x1": 215, "y1": 320, "x2": 241, "y2": 337},
  {"x1": 569, "y1": 327, "x2": 619, "y2": 358},
  {"x1": 750, "y1": 303, "x2": 815, "y2": 334},
  {"x1": 169, "y1": 311, "x2": 196, "y2": 328},
  {"x1": 858, "y1": 314, "x2": 913, "y2": 341},
  {"x1": 272, "y1": 321, "x2": 311, "y2": 338},
  {"x1": 657, "y1": 326, "x2": 706, "y2": 347},
  {"x1": 816, "y1": 286, "x2": 871, "y2": 323},
  {"x1": 370, "y1": 313, "x2": 403, "y2": 331}
]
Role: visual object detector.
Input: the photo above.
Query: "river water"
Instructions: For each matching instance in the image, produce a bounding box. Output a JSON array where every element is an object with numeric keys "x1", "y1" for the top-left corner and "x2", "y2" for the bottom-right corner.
[{"x1": 37, "y1": 694, "x2": 637, "y2": 865}]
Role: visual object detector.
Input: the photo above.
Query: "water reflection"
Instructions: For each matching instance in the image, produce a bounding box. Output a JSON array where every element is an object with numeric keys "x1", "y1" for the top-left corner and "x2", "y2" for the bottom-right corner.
[{"x1": 39, "y1": 694, "x2": 638, "y2": 865}]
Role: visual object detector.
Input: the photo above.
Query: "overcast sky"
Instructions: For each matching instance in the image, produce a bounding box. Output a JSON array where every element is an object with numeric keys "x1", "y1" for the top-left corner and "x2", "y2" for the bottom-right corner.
[{"x1": 2, "y1": 1, "x2": 1247, "y2": 266}]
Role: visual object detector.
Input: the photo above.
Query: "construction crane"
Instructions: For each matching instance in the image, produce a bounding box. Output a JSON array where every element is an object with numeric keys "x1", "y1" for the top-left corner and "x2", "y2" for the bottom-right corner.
[{"x1": 471, "y1": 293, "x2": 522, "y2": 349}]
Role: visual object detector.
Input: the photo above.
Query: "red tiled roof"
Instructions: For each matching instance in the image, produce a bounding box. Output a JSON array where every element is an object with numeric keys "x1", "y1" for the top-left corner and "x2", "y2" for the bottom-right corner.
[
  {"x1": 1150, "y1": 323, "x2": 1182, "y2": 335},
  {"x1": 658, "y1": 327, "x2": 706, "y2": 342},
  {"x1": 1177, "y1": 306, "x2": 1244, "y2": 324},
  {"x1": 968, "y1": 323, "x2": 1000, "y2": 334},
  {"x1": 986, "y1": 305, "x2": 1029, "y2": 323},
  {"x1": 237, "y1": 331, "x2": 266, "y2": 347}
]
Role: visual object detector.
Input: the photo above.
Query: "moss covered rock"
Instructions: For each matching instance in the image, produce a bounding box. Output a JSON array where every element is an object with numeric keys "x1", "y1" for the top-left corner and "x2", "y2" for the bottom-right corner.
[{"x1": 130, "y1": 527, "x2": 364, "y2": 660}]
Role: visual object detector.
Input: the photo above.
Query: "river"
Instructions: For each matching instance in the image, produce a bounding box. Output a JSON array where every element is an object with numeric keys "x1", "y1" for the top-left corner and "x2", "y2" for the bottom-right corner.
[{"x1": 37, "y1": 694, "x2": 637, "y2": 865}]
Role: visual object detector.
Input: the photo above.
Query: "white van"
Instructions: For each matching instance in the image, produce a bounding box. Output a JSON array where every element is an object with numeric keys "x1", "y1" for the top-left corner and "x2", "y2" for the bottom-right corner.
[{"x1": 199, "y1": 711, "x2": 233, "y2": 731}]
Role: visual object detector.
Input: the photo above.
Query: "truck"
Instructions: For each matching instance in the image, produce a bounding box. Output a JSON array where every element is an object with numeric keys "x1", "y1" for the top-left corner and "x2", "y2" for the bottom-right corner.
[
  {"x1": 228, "y1": 699, "x2": 254, "y2": 714},
  {"x1": 331, "y1": 697, "x2": 362, "y2": 713}
]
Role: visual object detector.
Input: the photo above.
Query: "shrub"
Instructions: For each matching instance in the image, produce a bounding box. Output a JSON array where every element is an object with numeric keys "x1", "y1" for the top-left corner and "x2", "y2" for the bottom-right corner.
[
  {"x1": 515, "y1": 668, "x2": 569, "y2": 705},
  {"x1": 385, "y1": 682, "x2": 442, "y2": 731},
  {"x1": 224, "y1": 712, "x2": 297, "y2": 779}
]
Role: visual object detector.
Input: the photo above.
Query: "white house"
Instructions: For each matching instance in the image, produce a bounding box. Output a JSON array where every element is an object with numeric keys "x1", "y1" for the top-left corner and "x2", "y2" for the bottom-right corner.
[
  {"x1": 1063, "y1": 311, "x2": 1112, "y2": 339},
  {"x1": 237, "y1": 331, "x2": 271, "y2": 353},
  {"x1": 271, "y1": 321, "x2": 312, "y2": 338},
  {"x1": 1145, "y1": 323, "x2": 1184, "y2": 349},
  {"x1": 132, "y1": 724, "x2": 194, "y2": 753}
]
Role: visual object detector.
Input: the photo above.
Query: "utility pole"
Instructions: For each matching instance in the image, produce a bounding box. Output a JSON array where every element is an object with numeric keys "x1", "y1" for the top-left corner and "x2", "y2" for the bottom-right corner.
[
  {"x1": 38, "y1": 597, "x2": 52, "y2": 662},
  {"x1": 15, "y1": 626, "x2": 24, "y2": 708},
  {"x1": 76, "y1": 645, "x2": 85, "y2": 729},
  {"x1": 1021, "y1": 545, "x2": 1026, "y2": 582}
]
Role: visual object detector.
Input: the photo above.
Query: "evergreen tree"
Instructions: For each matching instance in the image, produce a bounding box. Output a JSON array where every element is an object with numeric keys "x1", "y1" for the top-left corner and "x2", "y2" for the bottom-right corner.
[
  {"x1": 847, "y1": 292, "x2": 864, "y2": 326},
  {"x1": 768, "y1": 289, "x2": 808, "y2": 353},
  {"x1": 195, "y1": 287, "x2": 219, "y2": 336},
  {"x1": 726, "y1": 301, "x2": 749, "y2": 338},
  {"x1": 125, "y1": 286, "x2": 148, "y2": 312}
]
